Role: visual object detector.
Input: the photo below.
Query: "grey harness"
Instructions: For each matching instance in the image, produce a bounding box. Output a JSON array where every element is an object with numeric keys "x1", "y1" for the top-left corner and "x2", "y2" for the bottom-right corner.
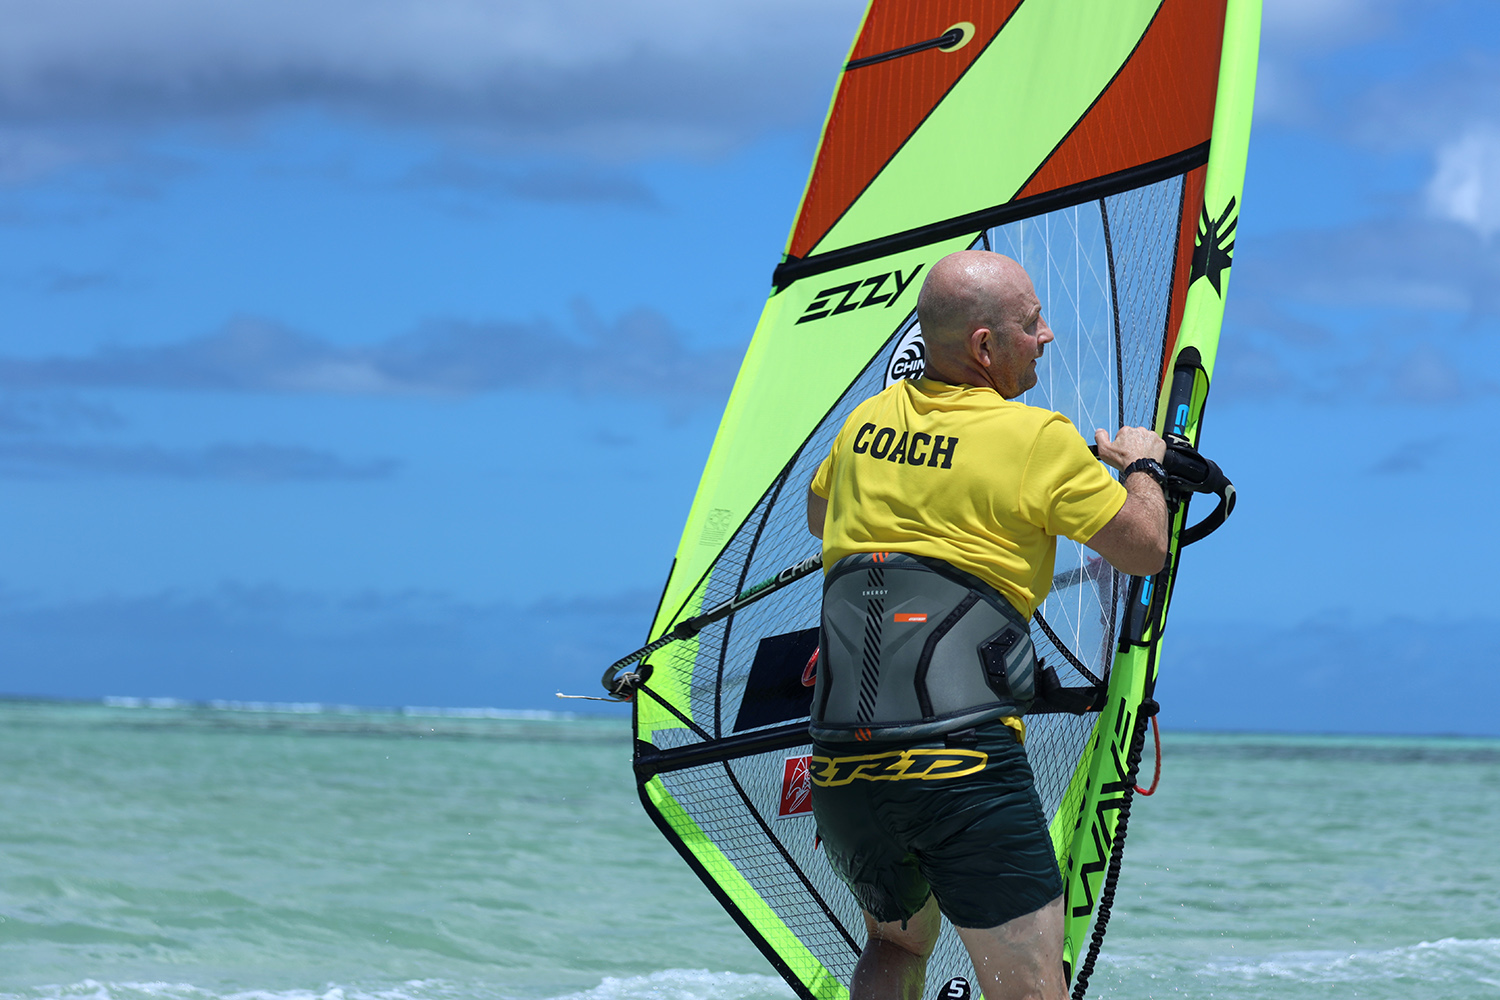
[{"x1": 810, "y1": 552, "x2": 1039, "y2": 744}]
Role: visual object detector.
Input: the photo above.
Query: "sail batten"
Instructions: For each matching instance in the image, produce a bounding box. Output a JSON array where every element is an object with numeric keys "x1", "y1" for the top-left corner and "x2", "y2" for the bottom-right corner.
[{"x1": 775, "y1": 142, "x2": 1210, "y2": 289}]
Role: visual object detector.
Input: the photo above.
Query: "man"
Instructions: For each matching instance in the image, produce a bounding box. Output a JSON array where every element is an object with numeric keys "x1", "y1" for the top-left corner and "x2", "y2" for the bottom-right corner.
[{"x1": 804, "y1": 250, "x2": 1169, "y2": 1000}]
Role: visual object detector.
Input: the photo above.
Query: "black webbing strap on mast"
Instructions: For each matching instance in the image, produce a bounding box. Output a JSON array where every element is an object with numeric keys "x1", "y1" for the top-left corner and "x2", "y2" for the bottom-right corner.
[{"x1": 1070, "y1": 696, "x2": 1158, "y2": 999}]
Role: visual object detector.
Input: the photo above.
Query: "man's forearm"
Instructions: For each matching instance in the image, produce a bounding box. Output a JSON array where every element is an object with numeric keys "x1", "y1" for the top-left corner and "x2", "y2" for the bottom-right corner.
[
  {"x1": 1119, "y1": 470, "x2": 1169, "y2": 569},
  {"x1": 806, "y1": 486, "x2": 828, "y2": 539},
  {"x1": 1087, "y1": 473, "x2": 1168, "y2": 576}
]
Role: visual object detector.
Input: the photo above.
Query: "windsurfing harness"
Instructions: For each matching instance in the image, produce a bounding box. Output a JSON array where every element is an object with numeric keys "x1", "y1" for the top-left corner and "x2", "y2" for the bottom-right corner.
[{"x1": 812, "y1": 552, "x2": 1037, "y2": 742}]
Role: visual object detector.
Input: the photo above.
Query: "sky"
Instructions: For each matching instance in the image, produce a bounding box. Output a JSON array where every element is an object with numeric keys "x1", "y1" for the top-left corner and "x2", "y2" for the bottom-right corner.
[{"x1": 0, "y1": 0, "x2": 1497, "y2": 735}]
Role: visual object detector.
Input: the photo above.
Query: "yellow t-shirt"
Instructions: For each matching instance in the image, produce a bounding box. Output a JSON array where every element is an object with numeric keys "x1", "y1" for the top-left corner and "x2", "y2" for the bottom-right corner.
[{"x1": 811, "y1": 378, "x2": 1127, "y2": 618}]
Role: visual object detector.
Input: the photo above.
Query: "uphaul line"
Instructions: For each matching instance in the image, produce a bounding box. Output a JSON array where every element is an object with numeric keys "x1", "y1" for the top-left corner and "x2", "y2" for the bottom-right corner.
[{"x1": 600, "y1": 554, "x2": 824, "y2": 698}]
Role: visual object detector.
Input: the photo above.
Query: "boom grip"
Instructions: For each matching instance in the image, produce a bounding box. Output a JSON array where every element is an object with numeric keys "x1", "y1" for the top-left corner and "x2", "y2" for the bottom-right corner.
[
  {"x1": 1087, "y1": 437, "x2": 1235, "y2": 546},
  {"x1": 1159, "y1": 345, "x2": 1234, "y2": 546},
  {"x1": 1163, "y1": 439, "x2": 1235, "y2": 545}
]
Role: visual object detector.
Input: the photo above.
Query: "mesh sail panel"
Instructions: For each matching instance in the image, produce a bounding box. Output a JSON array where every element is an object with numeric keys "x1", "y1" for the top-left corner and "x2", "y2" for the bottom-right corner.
[
  {"x1": 640, "y1": 176, "x2": 1183, "y2": 992},
  {"x1": 985, "y1": 181, "x2": 1181, "y2": 831}
]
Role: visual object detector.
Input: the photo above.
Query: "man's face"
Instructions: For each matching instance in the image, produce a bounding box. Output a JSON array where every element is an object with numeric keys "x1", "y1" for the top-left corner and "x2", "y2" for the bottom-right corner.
[{"x1": 985, "y1": 273, "x2": 1054, "y2": 399}]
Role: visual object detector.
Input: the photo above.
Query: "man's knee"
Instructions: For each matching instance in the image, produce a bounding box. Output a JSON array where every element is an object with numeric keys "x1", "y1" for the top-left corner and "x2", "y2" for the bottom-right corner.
[
  {"x1": 865, "y1": 895, "x2": 943, "y2": 958},
  {"x1": 954, "y1": 895, "x2": 1066, "y2": 1000}
]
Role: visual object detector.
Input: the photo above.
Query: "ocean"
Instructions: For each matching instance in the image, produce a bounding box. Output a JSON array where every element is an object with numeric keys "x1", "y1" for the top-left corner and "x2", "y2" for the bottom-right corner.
[{"x1": 1, "y1": 699, "x2": 1497, "y2": 1000}]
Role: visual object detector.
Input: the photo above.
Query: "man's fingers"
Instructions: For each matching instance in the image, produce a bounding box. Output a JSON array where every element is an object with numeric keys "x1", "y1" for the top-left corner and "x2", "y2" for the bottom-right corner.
[
  {"x1": 1108, "y1": 425, "x2": 1168, "y2": 464},
  {"x1": 1096, "y1": 425, "x2": 1167, "y2": 470},
  {"x1": 1095, "y1": 429, "x2": 1125, "y2": 470}
]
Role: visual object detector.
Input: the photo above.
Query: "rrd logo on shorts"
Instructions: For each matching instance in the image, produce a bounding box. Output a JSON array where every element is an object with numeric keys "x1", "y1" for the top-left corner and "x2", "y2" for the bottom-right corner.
[{"x1": 811, "y1": 748, "x2": 987, "y2": 786}]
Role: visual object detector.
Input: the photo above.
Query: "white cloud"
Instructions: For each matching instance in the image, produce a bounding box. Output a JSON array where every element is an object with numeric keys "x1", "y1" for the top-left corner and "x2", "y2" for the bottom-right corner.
[
  {"x1": 1261, "y1": 0, "x2": 1383, "y2": 41},
  {"x1": 1251, "y1": 6, "x2": 1384, "y2": 127},
  {"x1": 1426, "y1": 126, "x2": 1500, "y2": 239},
  {"x1": 1254, "y1": 0, "x2": 1471, "y2": 135},
  {"x1": 1211, "y1": 211, "x2": 1500, "y2": 406},
  {"x1": 1251, "y1": 59, "x2": 1320, "y2": 127},
  {"x1": 1349, "y1": 51, "x2": 1500, "y2": 154},
  {"x1": 0, "y1": 0, "x2": 865, "y2": 157}
]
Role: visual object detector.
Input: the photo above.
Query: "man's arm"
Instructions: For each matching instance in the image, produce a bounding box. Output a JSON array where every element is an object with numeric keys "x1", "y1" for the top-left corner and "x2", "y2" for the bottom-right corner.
[
  {"x1": 806, "y1": 486, "x2": 828, "y2": 539},
  {"x1": 1086, "y1": 426, "x2": 1169, "y2": 577}
]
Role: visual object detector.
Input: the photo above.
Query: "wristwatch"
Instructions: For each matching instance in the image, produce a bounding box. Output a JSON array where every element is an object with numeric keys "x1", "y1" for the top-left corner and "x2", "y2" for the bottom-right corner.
[{"x1": 1121, "y1": 457, "x2": 1167, "y2": 488}]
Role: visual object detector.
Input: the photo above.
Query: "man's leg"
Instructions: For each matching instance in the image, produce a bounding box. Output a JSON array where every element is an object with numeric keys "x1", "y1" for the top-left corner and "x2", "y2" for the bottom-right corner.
[
  {"x1": 954, "y1": 894, "x2": 1066, "y2": 1000},
  {"x1": 850, "y1": 894, "x2": 943, "y2": 1000}
]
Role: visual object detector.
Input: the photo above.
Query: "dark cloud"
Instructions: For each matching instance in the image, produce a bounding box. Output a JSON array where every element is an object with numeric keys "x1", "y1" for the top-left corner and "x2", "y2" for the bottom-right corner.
[
  {"x1": 1368, "y1": 437, "x2": 1446, "y2": 474},
  {"x1": 38, "y1": 268, "x2": 116, "y2": 293},
  {"x1": 0, "y1": 394, "x2": 123, "y2": 434},
  {"x1": 406, "y1": 159, "x2": 658, "y2": 207},
  {"x1": 0, "y1": 583, "x2": 655, "y2": 711},
  {"x1": 593, "y1": 429, "x2": 634, "y2": 448},
  {"x1": 0, "y1": 0, "x2": 862, "y2": 162},
  {"x1": 0, "y1": 307, "x2": 740, "y2": 403},
  {"x1": 0, "y1": 440, "x2": 396, "y2": 481},
  {"x1": 1215, "y1": 313, "x2": 1500, "y2": 406},
  {"x1": 0, "y1": 0, "x2": 1473, "y2": 173}
]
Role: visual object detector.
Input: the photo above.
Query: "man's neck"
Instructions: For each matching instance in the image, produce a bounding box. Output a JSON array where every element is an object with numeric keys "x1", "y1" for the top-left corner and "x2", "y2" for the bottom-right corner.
[{"x1": 923, "y1": 362, "x2": 1002, "y2": 396}]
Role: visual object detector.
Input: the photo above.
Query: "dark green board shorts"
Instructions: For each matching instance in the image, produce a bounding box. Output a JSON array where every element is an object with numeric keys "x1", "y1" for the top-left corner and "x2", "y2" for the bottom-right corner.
[{"x1": 810, "y1": 721, "x2": 1062, "y2": 929}]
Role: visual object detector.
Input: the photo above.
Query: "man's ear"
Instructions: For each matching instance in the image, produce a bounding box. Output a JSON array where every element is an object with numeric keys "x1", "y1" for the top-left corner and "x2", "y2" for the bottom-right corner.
[{"x1": 970, "y1": 327, "x2": 993, "y2": 367}]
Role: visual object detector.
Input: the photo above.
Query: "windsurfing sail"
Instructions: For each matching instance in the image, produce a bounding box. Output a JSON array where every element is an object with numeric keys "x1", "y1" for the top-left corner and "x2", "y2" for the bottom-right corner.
[{"x1": 615, "y1": 2, "x2": 1259, "y2": 997}]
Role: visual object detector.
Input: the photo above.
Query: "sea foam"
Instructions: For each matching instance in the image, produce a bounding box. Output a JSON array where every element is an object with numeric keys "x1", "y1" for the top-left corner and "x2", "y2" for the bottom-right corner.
[
  {"x1": 547, "y1": 971, "x2": 794, "y2": 1000},
  {"x1": 1, "y1": 974, "x2": 794, "y2": 1000},
  {"x1": 1201, "y1": 937, "x2": 1500, "y2": 985},
  {"x1": 3, "y1": 980, "x2": 469, "y2": 1000}
]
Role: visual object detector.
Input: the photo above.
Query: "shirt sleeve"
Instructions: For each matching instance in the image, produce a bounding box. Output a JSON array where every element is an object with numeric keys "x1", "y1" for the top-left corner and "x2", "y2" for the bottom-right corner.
[
  {"x1": 810, "y1": 448, "x2": 835, "y2": 499},
  {"x1": 1017, "y1": 414, "x2": 1128, "y2": 542}
]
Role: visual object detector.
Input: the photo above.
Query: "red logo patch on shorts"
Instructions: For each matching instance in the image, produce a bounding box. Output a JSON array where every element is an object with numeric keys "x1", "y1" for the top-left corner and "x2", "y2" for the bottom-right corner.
[
  {"x1": 893, "y1": 613, "x2": 927, "y2": 623},
  {"x1": 777, "y1": 755, "x2": 814, "y2": 819}
]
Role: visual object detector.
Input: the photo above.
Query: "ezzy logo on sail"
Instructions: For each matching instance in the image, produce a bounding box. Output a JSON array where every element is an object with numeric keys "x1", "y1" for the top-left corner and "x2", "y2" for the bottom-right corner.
[{"x1": 795, "y1": 264, "x2": 924, "y2": 324}]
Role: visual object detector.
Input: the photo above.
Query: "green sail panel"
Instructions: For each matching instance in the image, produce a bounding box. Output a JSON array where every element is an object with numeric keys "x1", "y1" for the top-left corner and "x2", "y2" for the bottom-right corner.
[
  {"x1": 624, "y1": 1, "x2": 1261, "y2": 996},
  {"x1": 815, "y1": 0, "x2": 1160, "y2": 255}
]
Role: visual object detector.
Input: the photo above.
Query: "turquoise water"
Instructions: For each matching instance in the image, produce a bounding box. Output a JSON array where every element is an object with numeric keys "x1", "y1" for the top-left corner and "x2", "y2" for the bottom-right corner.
[{"x1": 2, "y1": 700, "x2": 1497, "y2": 1000}]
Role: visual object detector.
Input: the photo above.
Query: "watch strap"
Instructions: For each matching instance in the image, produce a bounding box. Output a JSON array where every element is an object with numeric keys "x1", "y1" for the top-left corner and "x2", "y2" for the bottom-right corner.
[{"x1": 1122, "y1": 457, "x2": 1167, "y2": 488}]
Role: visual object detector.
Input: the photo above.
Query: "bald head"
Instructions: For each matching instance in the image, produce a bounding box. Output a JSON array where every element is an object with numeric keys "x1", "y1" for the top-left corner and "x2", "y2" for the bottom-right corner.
[
  {"x1": 917, "y1": 251, "x2": 1030, "y2": 350},
  {"x1": 916, "y1": 250, "x2": 1052, "y2": 397}
]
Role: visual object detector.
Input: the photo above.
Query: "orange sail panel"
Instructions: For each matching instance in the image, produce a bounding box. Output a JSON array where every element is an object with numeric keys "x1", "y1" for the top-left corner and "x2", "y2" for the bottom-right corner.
[
  {"x1": 1163, "y1": 164, "x2": 1209, "y2": 379},
  {"x1": 786, "y1": 0, "x2": 1024, "y2": 262},
  {"x1": 1016, "y1": 0, "x2": 1226, "y2": 199}
]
